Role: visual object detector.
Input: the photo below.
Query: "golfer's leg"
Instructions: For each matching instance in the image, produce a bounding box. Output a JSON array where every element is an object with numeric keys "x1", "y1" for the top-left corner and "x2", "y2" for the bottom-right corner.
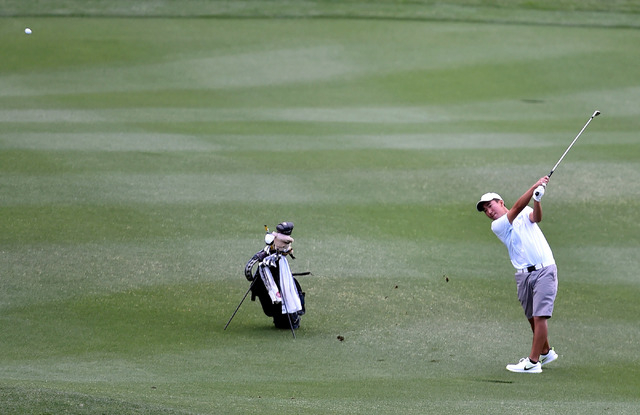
[{"x1": 529, "y1": 317, "x2": 549, "y2": 362}]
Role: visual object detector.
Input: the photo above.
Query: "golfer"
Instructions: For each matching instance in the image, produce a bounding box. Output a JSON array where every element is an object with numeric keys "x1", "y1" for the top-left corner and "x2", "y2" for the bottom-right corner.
[{"x1": 476, "y1": 176, "x2": 559, "y2": 373}]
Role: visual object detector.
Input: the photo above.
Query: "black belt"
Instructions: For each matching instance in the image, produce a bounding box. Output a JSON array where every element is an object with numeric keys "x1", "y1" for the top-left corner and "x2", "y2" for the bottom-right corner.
[{"x1": 518, "y1": 263, "x2": 554, "y2": 273}]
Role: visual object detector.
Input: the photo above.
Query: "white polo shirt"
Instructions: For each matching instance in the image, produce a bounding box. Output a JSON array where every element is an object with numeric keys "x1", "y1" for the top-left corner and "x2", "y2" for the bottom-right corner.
[{"x1": 491, "y1": 206, "x2": 555, "y2": 270}]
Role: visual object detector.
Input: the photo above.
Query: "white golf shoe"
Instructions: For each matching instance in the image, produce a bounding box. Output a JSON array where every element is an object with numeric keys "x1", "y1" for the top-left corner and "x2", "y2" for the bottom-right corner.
[
  {"x1": 506, "y1": 357, "x2": 542, "y2": 373},
  {"x1": 540, "y1": 348, "x2": 558, "y2": 366}
]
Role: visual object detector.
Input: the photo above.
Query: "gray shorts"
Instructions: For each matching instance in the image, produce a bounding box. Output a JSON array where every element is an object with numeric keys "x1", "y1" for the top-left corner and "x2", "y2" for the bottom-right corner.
[{"x1": 514, "y1": 264, "x2": 558, "y2": 319}]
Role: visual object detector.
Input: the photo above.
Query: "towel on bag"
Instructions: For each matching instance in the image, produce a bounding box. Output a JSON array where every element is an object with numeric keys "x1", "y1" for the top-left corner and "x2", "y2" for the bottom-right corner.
[
  {"x1": 278, "y1": 256, "x2": 302, "y2": 314},
  {"x1": 258, "y1": 254, "x2": 302, "y2": 315}
]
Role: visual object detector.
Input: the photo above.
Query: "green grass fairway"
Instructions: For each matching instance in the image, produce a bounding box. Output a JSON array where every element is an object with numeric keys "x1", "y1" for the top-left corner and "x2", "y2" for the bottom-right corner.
[{"x1": 2, "y1": 2, "x2": 640, "y2": 414}]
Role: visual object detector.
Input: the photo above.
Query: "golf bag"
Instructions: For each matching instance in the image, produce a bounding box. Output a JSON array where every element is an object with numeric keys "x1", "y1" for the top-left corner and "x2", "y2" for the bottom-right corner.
[{"x1": 243, "y1": 222, "x2": 305, "y2": 329}]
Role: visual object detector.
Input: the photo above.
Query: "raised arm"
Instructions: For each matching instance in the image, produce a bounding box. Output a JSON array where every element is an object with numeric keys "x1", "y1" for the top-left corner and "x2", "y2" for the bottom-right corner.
[{"x1": 507, "y1": 176, "x2": 549, "y2": 224}]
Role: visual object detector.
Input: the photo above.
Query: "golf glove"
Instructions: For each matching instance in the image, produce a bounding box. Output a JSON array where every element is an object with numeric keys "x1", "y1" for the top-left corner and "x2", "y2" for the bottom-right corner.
[{"x1": 533, "y1": 185, "x2": 545, "y2": 202}]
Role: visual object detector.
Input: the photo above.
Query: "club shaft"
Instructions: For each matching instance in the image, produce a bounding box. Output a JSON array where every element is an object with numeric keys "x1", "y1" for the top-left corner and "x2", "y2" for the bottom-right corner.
[{"x1": 549, "y1": 111, "x2": 600, "y2": 176}]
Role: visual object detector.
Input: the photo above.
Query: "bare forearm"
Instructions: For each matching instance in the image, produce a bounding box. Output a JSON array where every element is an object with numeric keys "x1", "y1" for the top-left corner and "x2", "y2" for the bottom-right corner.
[
  {"x1": 531, "y1": 200, "x2": 542, "y2": 222},
  {"x1": 508, "y1": 176, "x2": 549, "y2": 223},
  {"x1": 508, "y1": 184, "x2": 537, "y2": 221}
]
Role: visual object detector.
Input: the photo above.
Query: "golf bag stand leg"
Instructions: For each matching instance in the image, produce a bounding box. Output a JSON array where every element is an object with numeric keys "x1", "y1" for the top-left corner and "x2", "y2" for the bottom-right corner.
[
  {"x1": 280, "y1": 287, "x2": 296, "y2": 339},
  {"x1": 224, "y1": 276, "x2": 258, "y2": 330}
]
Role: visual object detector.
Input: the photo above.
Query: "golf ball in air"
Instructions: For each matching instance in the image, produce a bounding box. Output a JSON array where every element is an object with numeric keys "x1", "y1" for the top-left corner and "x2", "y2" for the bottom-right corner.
[{"x1": 25, "y1": 28, "x2": 32, "y2": 34}]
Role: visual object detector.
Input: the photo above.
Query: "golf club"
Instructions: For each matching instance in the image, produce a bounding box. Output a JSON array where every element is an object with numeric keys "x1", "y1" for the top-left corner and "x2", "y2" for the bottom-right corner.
[
  {"x1": 548, "y1": 110, "x2": 601, "y2": 177},
  {"x1": 534, "y1": 110, "x2": 600, "y2": 198}
]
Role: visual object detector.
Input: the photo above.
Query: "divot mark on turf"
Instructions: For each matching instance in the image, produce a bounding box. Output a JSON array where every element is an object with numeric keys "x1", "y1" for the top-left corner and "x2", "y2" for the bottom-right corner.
[{"x1": 480, "y1": 379, "x2": 514, "y2": 384}]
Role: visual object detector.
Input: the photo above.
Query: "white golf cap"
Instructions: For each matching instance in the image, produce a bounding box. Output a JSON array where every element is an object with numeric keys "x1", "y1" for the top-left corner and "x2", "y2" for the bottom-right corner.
[{"x1": 476, "y1": 192, "x2": 502, "y2": 212}]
